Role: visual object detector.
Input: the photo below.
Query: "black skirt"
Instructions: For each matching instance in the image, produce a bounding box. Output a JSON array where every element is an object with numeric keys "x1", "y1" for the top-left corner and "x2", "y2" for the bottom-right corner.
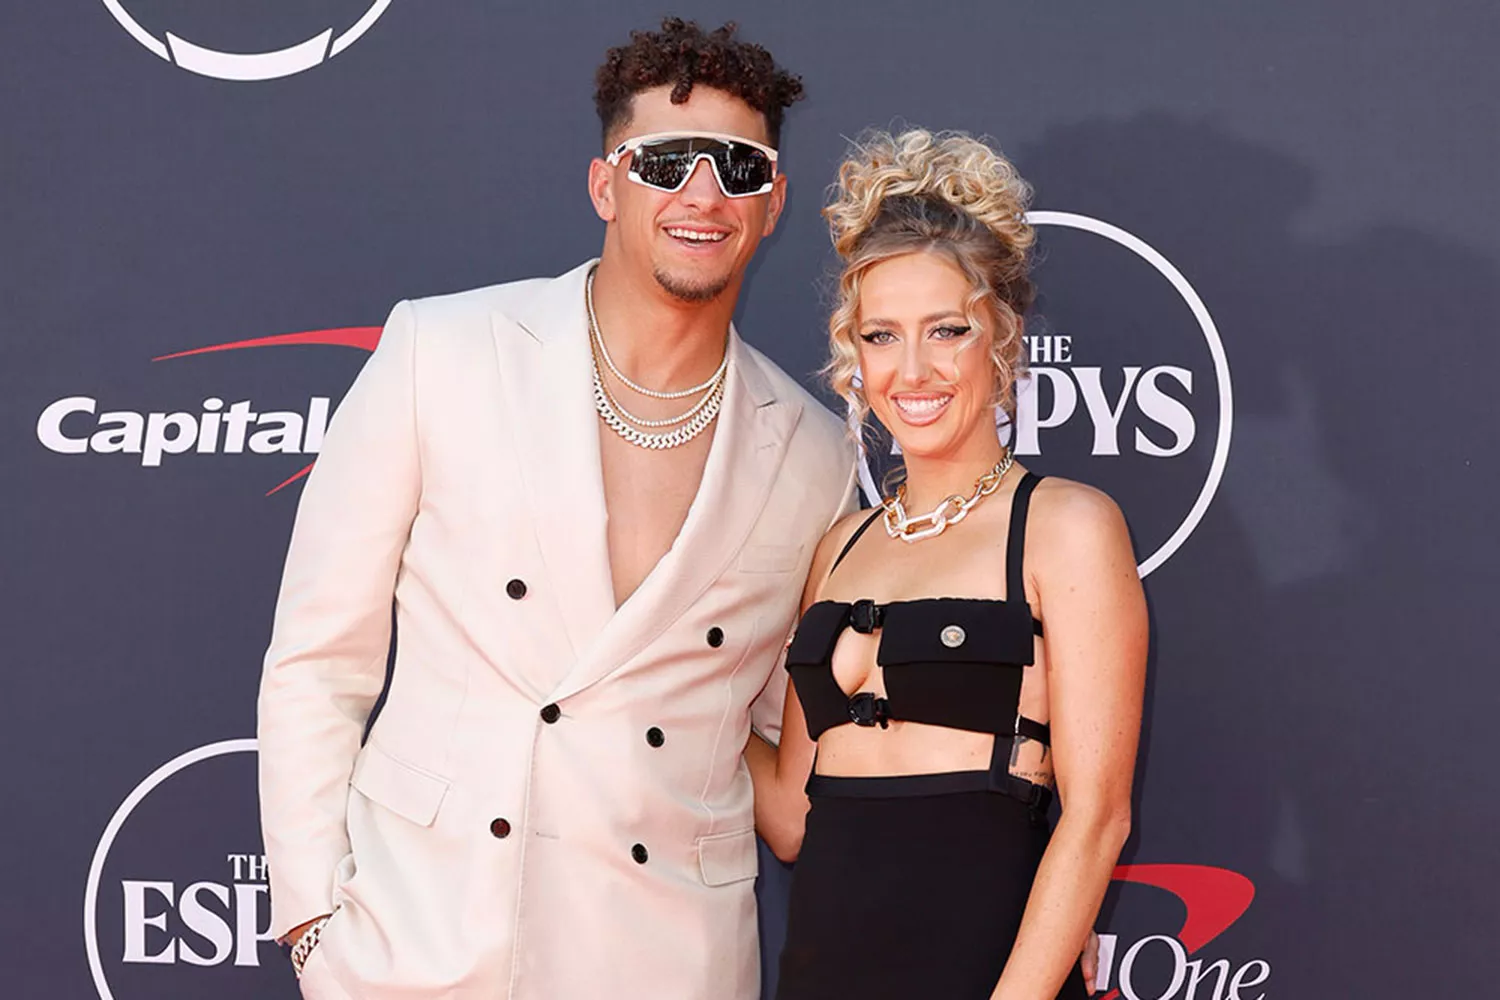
[{"x1": 776, "y1": 772, "x2": 1090, "y2": 1000}]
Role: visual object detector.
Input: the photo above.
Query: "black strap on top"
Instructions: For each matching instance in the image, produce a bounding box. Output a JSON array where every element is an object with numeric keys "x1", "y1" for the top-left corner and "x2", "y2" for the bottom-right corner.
[
  {"x1": 1006, "y1": 472, "x2": 1044, "y2": 605},
  {"x1": 826, "y1": 474, "x2": 1046, "y2": 635},
  {"x1": 986, "y1": 713, "x2": 1056, "y2": 819},
  {"x1": 829, "y1": 507, "x2": 883, "y2": 575},
  {"x1": 1015, "y1": 715, "x2": 1051, "y2": 745},
  {"x1": 834, "y1": 471, "x2": 1044, "y2": 583}
]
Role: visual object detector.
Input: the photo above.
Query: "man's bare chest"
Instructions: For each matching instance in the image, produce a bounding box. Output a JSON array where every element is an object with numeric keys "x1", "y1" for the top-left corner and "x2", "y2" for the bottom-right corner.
[{"x1": 598, "y1": 425, "x2": 715, "y2": 606}]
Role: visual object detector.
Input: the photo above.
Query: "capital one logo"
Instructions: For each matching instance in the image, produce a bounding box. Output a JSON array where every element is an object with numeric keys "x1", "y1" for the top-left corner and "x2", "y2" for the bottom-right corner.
[
  {"x1": 36, "y1": 325, "x2": 379, "y2": 495},
  {"x1": 853, "y1": 212, "x2": 1233, "y2": 577},
  {"x1": 84, "y1": 740, "x2": 286, "y2": 999},
  {"x1": 1096, "y1": 865, "x2": 1270, "y2": 1000},
  {"x1": 100, "y1": 0, "x2": 391, "y2": 81}
]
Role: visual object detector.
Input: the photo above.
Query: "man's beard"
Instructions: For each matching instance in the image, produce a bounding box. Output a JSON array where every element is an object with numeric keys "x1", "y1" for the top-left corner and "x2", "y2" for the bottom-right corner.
[{"x1": 653, "y1": 265, "x2": 733, "y2": 303}]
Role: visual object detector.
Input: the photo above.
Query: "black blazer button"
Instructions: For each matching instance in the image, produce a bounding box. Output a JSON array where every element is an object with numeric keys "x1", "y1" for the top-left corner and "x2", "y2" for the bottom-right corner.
[
  {"x1": 490, "y1": 818, "x2": 512, "y2": 839},
  {"x1": 646, "y1": 727, "x2": 665, "y2": 748},
  {"x1": 706, "y1": 626, "x2": 725, "y2": 648},
  {"x1": 506, "y1": 579, "x2": 528, "y2": 600},
  {"x1": 540, "y1": 703, "x2": 561, "y2": 724},
  {"x1": 631, "y1": 843, "x2": 649, "y2": 864}
]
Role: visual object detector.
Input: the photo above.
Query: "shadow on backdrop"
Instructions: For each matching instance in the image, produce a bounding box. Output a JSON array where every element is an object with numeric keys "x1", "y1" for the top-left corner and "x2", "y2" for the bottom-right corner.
[{"x1": 1017, "y1": 112, "x2": 1497, "y2": 997}]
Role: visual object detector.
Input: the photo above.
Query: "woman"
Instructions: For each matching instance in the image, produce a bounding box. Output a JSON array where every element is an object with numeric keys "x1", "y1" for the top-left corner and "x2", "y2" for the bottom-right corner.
[{"x1": 746, "y1": 129, "x2": 1147, "y2": 1000}]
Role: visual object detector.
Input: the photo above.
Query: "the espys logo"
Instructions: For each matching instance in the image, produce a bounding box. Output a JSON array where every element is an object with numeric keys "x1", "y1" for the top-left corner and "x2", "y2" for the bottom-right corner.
[
  {"x1": 100, "y1": 1, "x2": 391, "y2": 81},
  {"x1": 853, "y1": 212, "x2": 1233, "y2": 578},
  {"x1": 84, "y1": 740, "x2": 286, "y2": 999},
  {"x1": 36, "y1": 326, "x2": 379, "y2": 496},
  {"x1": 85, "y1": 742, "x2": 1269, "y2": 1000}
]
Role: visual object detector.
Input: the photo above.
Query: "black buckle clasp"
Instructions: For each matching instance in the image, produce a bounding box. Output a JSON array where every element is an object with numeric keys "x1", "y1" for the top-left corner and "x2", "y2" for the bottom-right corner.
[
  {"x1": 848, "y1": 599, "x2": 883, "y2": 634},
  {"x1": 1024, "y1": 782, "x2": 1052, "y2": 811},
  {"x1": 847, "y1": 692, "x2": 890, "y2": 729}
]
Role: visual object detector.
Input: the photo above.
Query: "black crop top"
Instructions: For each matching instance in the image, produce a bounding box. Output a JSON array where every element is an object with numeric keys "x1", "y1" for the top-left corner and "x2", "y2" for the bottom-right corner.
[{"x1": 786, "y1": 472, "x2": 1050, "y2": 744}]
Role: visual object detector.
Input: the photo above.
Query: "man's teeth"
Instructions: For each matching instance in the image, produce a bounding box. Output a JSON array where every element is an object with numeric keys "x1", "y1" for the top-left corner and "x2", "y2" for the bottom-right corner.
[
  {"x1": 666, "y1": 228, "x2": 728, "y2": 242},
  {"x1": 895, "y1": 396, "x2": 951, "y2": 415}
]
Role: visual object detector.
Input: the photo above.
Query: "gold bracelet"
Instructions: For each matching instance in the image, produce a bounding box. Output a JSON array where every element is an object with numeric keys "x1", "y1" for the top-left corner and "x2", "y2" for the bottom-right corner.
[{"x1": 289, "y1": 915, "x2": 331, "y2": 978}]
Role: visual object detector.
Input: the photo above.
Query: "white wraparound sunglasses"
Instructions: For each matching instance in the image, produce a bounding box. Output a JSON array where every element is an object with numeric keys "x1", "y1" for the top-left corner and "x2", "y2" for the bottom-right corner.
[{"x1": 606, "y1": 131, "x2": 779, "y2": 198}]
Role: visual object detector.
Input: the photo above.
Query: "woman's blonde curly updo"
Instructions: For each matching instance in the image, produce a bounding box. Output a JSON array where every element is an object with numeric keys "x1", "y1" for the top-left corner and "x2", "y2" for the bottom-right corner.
[{"x1": 824, "y1": 128, "x2": 1035, "y2": 427}]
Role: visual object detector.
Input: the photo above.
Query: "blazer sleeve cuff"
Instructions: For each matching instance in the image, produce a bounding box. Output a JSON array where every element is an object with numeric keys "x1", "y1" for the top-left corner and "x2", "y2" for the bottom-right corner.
[{"x1": 267, "y1": 845, "x2": 350, "y2": 940}]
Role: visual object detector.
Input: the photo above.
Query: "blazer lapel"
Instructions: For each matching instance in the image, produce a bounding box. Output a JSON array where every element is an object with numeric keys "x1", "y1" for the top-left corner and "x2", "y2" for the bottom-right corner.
[
  {"x1": 491, "y1": 261, "x2": 616, "y2": 670},
  {"x1": 552, "y1": 332, "x2": 803, "y2": 700}
]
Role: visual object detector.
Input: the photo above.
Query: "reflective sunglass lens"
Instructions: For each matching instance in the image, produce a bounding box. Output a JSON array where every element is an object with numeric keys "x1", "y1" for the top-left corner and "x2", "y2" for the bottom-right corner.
[
  {"x1": 636, "y1": 150, "x2": 693, "y2": 190},
  {"x1": 717, "y1": 147, "x2": 772, "y2": 193},
  {"x1": 630, "y1": 137, "x2": 773, "y2": 196}
]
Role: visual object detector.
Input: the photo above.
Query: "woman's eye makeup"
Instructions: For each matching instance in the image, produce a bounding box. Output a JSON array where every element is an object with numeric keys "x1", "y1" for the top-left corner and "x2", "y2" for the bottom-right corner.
[
  {"x1": 857, "y1": 323, "x2": 970, "y2": 344},
  {"x1": 931, "y1": 324, "x2": 972, "y2": 339}
]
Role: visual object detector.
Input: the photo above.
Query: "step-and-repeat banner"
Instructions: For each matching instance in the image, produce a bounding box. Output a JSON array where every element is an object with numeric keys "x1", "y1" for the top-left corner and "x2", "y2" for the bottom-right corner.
[{"x1": 4, "y1": 3, "x2": 1496, "y2": 998}]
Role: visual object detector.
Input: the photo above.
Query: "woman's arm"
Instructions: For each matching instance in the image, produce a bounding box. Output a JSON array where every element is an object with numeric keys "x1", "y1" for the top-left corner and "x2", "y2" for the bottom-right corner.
[
  {"x1": 746, "y1": 685, "x2": 817, "y2": 862},
  {"x1": 746, "y1": 511, "x2": 867, "y2": 861},
  {"x1": 990, "y1": 481, "x2": 1147, "y2": 1000}
]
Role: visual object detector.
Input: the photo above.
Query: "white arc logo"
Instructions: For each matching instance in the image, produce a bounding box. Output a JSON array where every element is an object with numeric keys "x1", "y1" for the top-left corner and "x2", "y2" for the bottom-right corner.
[
  {"x1": 99, "y1": 1, "x2": 391, "y2": 81},
  {"x1": 84, "y1": 739, "x2": 259, "y2": 999}
]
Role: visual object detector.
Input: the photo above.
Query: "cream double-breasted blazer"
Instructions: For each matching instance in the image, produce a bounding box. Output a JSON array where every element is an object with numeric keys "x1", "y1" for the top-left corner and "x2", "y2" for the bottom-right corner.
[{"x1": 258, "y1": 260, "x2": 856, "y2": 999}]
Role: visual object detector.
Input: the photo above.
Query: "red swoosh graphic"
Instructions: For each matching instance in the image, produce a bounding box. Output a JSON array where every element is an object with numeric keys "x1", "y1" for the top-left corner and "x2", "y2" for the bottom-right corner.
[
  {"x1": 265, "y1": 462, "x2": 318, "y2": 497},
  {"x1": 1099, "y1": 864, "x2": 1256, "y2": 1000},
  {"x1": 153, "y1": 327, "x2": 381, "y2": 494},
  {"x1": 152, "y1": 326, "x2": 382, "y2": 361}
]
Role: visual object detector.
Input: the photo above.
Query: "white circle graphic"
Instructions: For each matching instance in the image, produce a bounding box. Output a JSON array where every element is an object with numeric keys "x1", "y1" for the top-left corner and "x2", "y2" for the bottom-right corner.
[
  {"x1": 83, "y1": 738, "x2": 258, "y2": 1000},
  {"x1": 99, "y1": 1, "x2": 390, "y2": 80},
  {"x1": 851, "y1": 211, "x2": 1233, "y2": 578}
]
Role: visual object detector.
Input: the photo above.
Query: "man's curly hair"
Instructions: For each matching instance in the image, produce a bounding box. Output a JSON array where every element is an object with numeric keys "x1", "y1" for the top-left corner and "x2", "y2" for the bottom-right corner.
[{"x1": 594, "y1": 18, "x2": 805, "y2": 149}]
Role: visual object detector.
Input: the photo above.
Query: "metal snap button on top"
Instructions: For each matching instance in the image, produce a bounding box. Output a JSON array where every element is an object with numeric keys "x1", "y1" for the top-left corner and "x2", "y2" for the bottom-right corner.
[
  {"x1": 540, "y1": 703, "x2": 561, "y2": 724},
  {"x1": 940, "y1": 624, "x2": 966, "y2": 648}
]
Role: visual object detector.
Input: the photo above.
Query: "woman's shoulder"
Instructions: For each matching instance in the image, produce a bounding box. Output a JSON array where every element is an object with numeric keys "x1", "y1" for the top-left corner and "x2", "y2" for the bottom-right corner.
[
  {"x1": 1028, "y1": 473, "x2": 1122, "y2": 519},
  {"x1": 1025, "y1": 474, "x2": 1132, "y2": 561},
  {"x1": 827, "y1": 504, "x2": 882, "y2": 542},
  {"x1": 800, "y1": 506, "x2": 881, "y2": 602},
  {"x1": 812, "y1": 505, "x2": 881, "y2": 567}
]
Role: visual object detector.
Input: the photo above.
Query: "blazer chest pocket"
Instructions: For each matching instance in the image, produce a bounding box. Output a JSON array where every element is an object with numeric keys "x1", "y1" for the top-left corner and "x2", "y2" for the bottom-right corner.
[
  {"x1": 738, "y1": 542, "x2": 803, "y2": 574},
  {"x1": 697, "y1": 828, "x2": 759, "y2": 886},
  {"x1": 350, "y1": 741, "x2": 451, "y2": 827}
]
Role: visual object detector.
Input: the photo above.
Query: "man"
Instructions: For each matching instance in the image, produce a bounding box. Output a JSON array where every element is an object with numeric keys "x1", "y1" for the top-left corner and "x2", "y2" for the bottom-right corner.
[{"x1": 258, "y1": 18, "x2": 853, "y2": 1000}]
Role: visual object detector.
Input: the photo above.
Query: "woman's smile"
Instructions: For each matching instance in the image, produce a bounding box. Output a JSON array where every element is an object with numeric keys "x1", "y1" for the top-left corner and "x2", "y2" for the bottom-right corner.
[{"x1": 889, "y1": 392, "x2": 954, "y2": 426}]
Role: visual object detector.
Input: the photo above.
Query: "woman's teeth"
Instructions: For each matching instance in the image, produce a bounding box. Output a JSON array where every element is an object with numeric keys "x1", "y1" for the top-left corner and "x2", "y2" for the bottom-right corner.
[
  {"x1": 888, "y1": 395, "x2": 948, "y2": 413},
  {"x1": 894, "y1": 395, "x2": 952, "y2": 418}
]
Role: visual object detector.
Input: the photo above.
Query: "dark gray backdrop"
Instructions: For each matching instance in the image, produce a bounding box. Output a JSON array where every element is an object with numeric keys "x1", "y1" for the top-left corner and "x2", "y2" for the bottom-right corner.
[{"x1": 3, "y1": 2, "x2": 1497, "y2": 998}]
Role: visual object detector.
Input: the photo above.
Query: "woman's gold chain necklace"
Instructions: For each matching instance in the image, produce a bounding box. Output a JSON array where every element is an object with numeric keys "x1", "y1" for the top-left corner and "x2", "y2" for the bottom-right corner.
[{"x1": 882, "y1": 453, "x2": 1017, "y2": 543}]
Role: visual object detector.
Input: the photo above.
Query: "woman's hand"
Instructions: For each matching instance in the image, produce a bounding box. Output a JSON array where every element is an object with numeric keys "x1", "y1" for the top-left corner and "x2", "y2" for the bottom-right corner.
[
  {"x1": 745, "y1": 725, "x2": 811, "y2": 861},
  {"x1": 1082, "y1": 929, "x2": 1100, "y2": 993}
]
